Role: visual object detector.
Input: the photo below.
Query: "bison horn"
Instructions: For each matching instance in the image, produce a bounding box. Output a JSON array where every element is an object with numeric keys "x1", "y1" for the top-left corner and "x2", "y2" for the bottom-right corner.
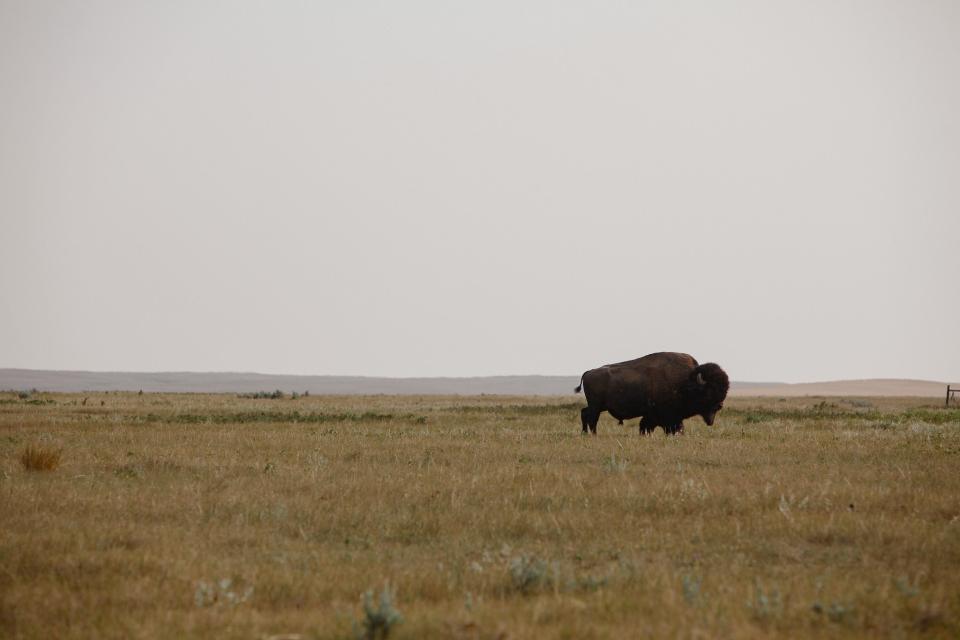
[{"x1": 697, "y1": 372, "x2": 706, "y2": 385}]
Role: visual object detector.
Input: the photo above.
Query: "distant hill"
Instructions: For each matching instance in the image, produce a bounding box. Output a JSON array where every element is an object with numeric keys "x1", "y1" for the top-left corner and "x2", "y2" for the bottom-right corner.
[
  {"x1": 730, "y1": 379, "x2": 949, "y2": 398},
  {"x1": 0, "y1": 369, "x2": 577, "y2": 395},
  {"x1": 0, "y1": 369, "x2": 950, "y2": 397}
]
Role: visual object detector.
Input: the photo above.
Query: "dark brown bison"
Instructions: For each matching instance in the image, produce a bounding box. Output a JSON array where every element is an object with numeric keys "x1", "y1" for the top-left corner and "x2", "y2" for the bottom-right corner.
[{"x1": 574, "y1": 352, "x2": 729, "y2": 435}]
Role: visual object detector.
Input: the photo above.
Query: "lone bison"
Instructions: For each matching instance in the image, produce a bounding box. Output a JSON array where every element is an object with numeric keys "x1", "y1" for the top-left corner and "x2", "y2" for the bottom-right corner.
[{"x1": 575, "y1": 352, "x2": 729, "y2": 435}]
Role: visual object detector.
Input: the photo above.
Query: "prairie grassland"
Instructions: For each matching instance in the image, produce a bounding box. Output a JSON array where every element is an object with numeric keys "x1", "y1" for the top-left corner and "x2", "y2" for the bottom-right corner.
[{"x1": 1, "y1": 392, "x2": 958, "y2": 639}]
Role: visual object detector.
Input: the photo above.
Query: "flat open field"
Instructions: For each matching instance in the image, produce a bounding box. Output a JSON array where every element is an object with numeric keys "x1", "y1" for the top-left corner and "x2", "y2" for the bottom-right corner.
[{"x1": 2, "y1": 392, "x2": 959, "y2": 638}]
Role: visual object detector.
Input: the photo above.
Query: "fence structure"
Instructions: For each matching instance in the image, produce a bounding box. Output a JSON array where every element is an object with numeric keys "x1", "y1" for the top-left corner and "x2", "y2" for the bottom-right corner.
[{"x1": 948, "y1": 384, "x2": 959, "y2": 407}]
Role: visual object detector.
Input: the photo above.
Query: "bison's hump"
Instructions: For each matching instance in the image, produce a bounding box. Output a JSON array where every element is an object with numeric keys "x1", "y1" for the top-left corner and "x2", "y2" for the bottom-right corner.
[{"x1": 604, "y1": 352, "x2": 696, "y2": 370}]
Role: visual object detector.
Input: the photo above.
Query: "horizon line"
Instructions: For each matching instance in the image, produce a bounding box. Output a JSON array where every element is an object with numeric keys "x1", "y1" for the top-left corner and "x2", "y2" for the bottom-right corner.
[{"x1": 0, "y1": 367, "x2": 952, "y2": 386}]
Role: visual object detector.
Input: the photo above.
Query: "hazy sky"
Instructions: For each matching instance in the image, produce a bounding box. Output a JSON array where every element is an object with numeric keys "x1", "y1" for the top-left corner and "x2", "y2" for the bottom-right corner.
[{"x1": 1, "y1": 1, "x2": 958, "y2": 382}]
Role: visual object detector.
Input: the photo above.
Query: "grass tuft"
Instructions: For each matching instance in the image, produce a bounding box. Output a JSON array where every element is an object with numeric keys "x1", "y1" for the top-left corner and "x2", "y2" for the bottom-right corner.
[{"x1": 20, "y1": 444, "x2": 62, "y2": 471}]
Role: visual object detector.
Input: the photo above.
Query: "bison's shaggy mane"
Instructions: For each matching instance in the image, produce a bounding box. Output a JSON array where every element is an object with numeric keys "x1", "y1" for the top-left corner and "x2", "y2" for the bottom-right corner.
[{"x1": 683, "y1": 362, "x2": 730, "y2": 407}]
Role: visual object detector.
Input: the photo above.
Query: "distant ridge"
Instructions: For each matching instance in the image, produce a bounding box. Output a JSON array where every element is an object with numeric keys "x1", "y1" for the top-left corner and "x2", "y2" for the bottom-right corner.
[
  {"x1": 0, "y1": 369, "x2": 949, "y2": 397},
  {"x1": 0, "y1": 369, "x2": 577, "y2": 395},
  {"x1": 731, "y1": 378, "x2": 949, "y2": 398}
]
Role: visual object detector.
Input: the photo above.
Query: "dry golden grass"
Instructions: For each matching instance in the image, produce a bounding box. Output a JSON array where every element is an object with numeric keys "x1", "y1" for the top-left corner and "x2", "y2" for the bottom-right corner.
[
  {"x1": 18, "y1": 444, "x2": 61, "y2": 472},
  {"x1": 1, "y1": 391, "x2": 958, "y2": 638}
]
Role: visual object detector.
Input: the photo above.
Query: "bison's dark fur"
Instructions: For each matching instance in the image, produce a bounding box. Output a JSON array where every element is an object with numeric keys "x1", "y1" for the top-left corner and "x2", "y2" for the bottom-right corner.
[{"x1": 574, "y1": 352, "x2": 729, "y2": 435}]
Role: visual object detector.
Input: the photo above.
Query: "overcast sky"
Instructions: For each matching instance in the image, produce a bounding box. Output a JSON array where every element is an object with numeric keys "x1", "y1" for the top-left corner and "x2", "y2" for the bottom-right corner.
[{"x1": 1, "y1": 1, "x2": 958, "y2": 382}]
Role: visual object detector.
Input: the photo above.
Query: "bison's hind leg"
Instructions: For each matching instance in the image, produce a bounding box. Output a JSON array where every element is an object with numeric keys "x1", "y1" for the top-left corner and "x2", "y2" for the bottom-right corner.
[{"x1": 581, "y1": 407, "x2": 601, "y2": 435}]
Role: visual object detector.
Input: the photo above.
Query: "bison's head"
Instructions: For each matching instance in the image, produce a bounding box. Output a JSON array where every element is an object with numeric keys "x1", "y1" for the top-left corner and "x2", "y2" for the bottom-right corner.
[{"x1": 683, "y1": 363, "x2": 730, "y2": 426}]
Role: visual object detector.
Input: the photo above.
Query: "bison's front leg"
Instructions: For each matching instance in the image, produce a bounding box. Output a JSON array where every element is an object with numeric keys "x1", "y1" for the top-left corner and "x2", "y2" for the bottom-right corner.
[
  {"x1": 665, "y1": 421, "x2": 685, "y2": 435},
  {"x1": 638, "y1": 416, "x2": 655, "y2": 436}
]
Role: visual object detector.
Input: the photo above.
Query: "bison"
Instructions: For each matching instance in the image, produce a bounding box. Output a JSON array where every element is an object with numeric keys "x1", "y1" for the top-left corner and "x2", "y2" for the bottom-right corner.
[{"x1": 574, "y1": 352, "x2": 729, "y2": 435}]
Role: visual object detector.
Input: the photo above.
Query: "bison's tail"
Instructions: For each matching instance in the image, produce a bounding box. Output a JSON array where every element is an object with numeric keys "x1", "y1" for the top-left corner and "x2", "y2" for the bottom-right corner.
[{"x1": 574, "y1": 376, "x2": 583, "y2": 394}]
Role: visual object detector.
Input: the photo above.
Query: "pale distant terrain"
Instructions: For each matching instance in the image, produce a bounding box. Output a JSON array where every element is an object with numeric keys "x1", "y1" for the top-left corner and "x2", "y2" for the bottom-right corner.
[
  {"x1": 0, "y1": 369, "x2": 950, "y2": 397},
  {"x1": 730, "y1": 378, "x2": 950, "y2": 398}
]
